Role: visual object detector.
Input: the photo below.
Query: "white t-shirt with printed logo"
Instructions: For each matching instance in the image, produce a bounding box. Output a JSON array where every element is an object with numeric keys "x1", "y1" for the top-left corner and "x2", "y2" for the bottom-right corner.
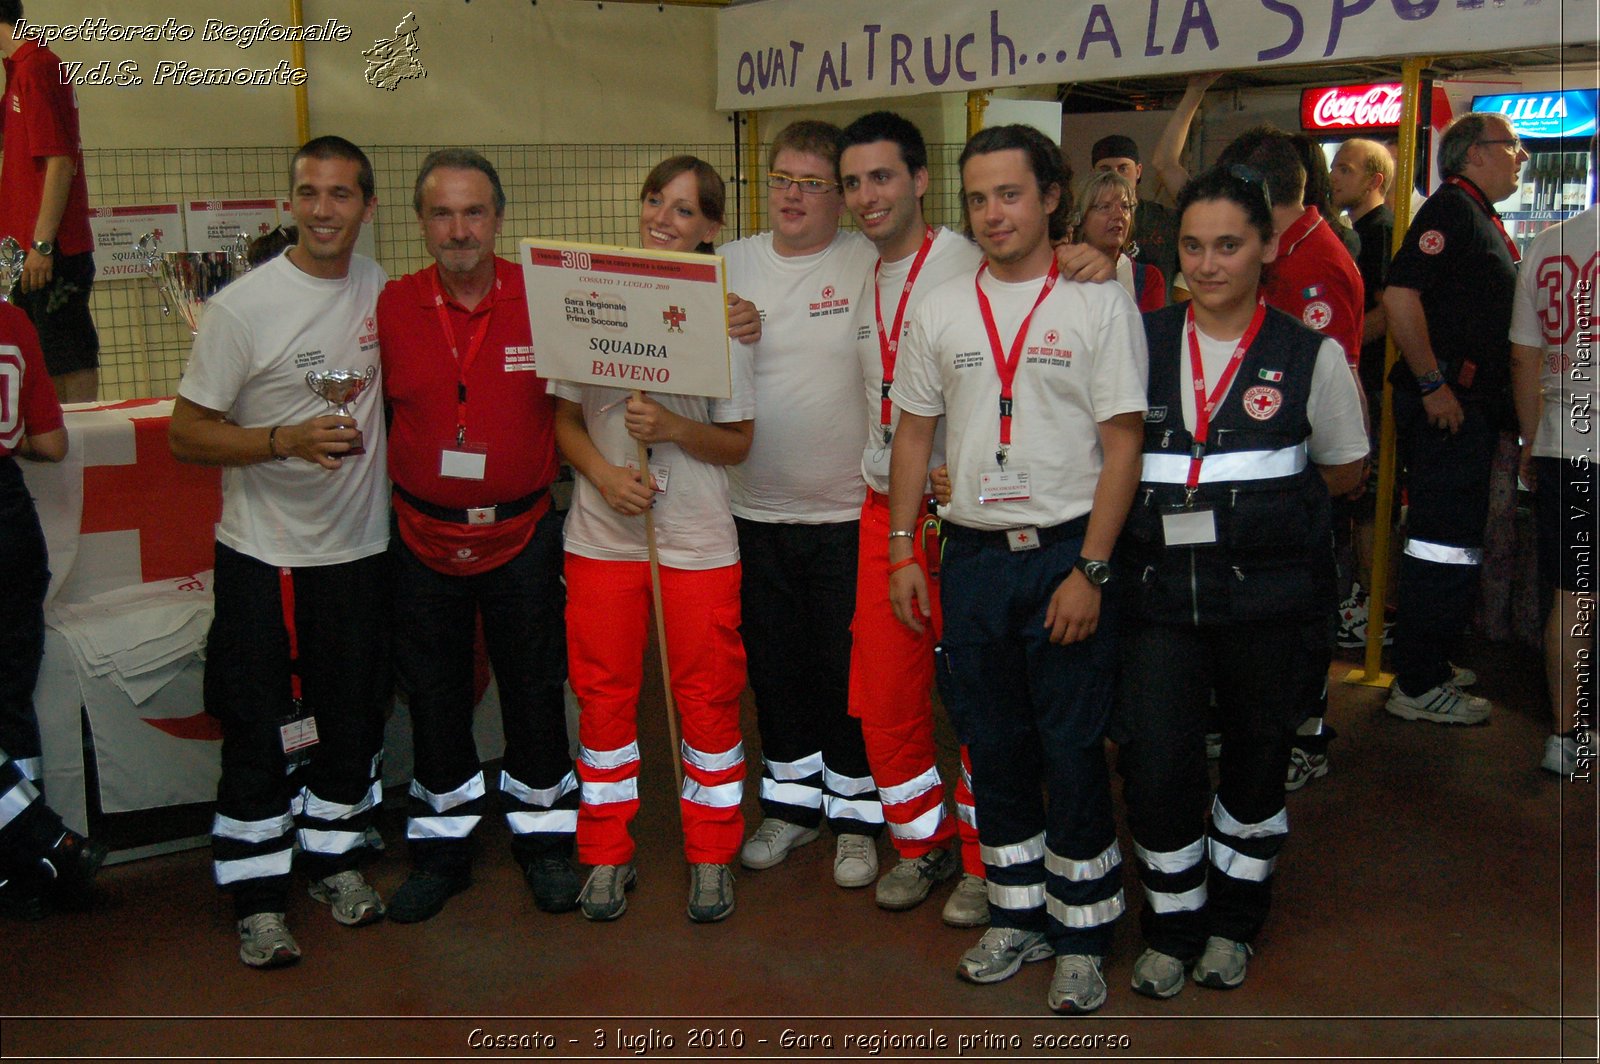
[
  {"x1": 855, "y1": 227, "x2": 982, "y2": 496},
  {"x1": 1509, "y1": 205, "x2": 1598, "y2": 460},
  {"x1": 551, "y1": 337, "x2": 756, "y2": 571},
  {"x1": 893, "y1": 267, "x2": 1149, "y2": 531},
  {"x1": 178, "y1": 252, "x2": 390, "y2": 567},
  {"x1": 721, "y1": 230, "x2": 878, "y2": 523}
]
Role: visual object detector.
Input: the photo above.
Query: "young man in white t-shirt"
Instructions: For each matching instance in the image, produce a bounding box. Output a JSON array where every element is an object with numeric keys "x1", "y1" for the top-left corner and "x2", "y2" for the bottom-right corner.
[
  {"x1": 837, "y1": 111, "x2": 987, "y2": 924},
  {"x1": 169, "y1": 136, "x2": 391, "y2": 970},
  {"x1": 721, "y1": 121, "x2": 886, "y2": 890},
  {"x1": 888, "y1": 124, "x2": 1148, "y2": 1015}
]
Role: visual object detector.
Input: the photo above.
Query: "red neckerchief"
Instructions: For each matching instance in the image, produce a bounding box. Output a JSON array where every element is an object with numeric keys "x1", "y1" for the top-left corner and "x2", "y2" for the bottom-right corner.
[
  {"x1": 974, "y1": 258, "x2": 1061, "y2": 464},
  {"x1": 429, "y1": 267, "x2": 496, "y2": 446},
  {"x1": 1184, "y1": 300, "x2": 1268, "y2": 492},
  {"x1": 873, "y1": 226, "x2": 936, "y2": 444},
  {"x1": 1445, "y1": 175, "x2": 1520, "y2": 263}
]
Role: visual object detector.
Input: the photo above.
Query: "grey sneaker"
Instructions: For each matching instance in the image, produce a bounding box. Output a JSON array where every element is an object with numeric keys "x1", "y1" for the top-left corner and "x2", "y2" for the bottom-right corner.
[
  {"x1": 237, "y1": 912, "x2": 301, "y2": 969},
  {"x1": 875, "y1": 847, "x2": 958, "y2": 910},
  {"x1": 1193, "y1": 935, "x2": 1251, "y2": 989},
  {"x1": 1130, "y1": 947, "x2": 1186, "y2": 999},
  {"x1": 833, "y1": 833, "x2": 879, "y2": 888},
  {"x1": 687, "y1": 863, "x2": 735, "y2": 923},
  {"x1": 940, "y1": 872, "x2": 991, "y2": 928},
  {"x1": 308, "y1": 869, "x2": 385, "y2": 927},
  {"x1": 1450, "y1": 663, "x2": 1478, "y2": 688},
  {"x1": 578, "y1": 863, "x2": 636, "y2": 922},
  {"x1": 1385, "y1": 681, "x2": 1490, "y2": 725},
  {"x1": 1205, "y1": 732, "x2": 1223, "y2": 760},
  {"x1": 1542, "y1": 733, "x2": 1579, "y2": 776},
  {"x1": 956, "y1": 926, "x2": 1054, "y2": 984},
  {"x1": 1047, "y1": 954, "x2": 1108, "y2": 1013},
  {"x1": 1285, "y1": 746, "x2": 1329, "y2": 791},
  {"x1": 740, "y1": 818, "x2": 820, "y2": 870}
]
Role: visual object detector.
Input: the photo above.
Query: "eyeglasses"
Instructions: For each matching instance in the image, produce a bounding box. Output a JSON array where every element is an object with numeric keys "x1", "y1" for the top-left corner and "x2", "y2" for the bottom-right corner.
[
  {"x1": 767, "y1": 172, "x2": 840, "y2": 195},
  {"x1": 1476, "y1": 138, "x2": 1524, "y2": 153},
  {"x1": 1087, "y1": 200, "x2": 1134, "y2": 217}
]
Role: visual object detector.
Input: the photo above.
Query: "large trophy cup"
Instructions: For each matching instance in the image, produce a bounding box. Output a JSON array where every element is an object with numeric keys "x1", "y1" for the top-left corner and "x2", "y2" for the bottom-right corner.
[
  {"x1": 137, "y1": 232, "x2": 251, "y2": 334},
  {"x1": 305, "y1": 366, "x2": 376, "y2": 456},
  {"x1": 0, "y1": 236, "x2": 24, "y2": 304}
]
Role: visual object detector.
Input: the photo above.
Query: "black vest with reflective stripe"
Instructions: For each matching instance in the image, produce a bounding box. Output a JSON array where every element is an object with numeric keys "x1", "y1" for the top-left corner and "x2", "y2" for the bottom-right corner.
[{"x1": 1119, "y1": 304, "x2": 1335, "y2": 625}]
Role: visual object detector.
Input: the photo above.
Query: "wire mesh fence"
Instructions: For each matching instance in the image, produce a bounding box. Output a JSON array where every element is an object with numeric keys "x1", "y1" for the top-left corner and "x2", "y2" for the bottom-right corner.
[{"x1": 82, "y1": 140, "x2": 974, "y2": 400}]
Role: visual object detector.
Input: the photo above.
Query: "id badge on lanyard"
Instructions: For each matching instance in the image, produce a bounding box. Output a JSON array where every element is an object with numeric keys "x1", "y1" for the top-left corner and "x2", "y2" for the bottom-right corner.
[
  {"x1": 432, "y1": 271, "x2": 493, "y2": 480},
  {"x1": 1162, "y1": 302, "x2": 1266, "y2": 547},
  {"x1": 972, "y1": 260, "x2": 1057, "y2": 505}
]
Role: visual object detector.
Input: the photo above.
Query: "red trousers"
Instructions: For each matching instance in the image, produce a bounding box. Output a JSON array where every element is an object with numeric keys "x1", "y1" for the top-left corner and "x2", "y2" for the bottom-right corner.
[
  {"x1": 566, "y1": 554, "x2": 746, "y2": 865},
  {"x1": 849, "y1": 492, "x2": 981, "y2": 874}
]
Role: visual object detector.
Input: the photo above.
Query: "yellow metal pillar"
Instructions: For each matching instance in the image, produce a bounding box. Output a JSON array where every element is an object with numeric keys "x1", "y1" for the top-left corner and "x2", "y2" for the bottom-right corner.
[
  {"x1": 1346, "y1": 54, "x2": 1433, "y2": 688},
  {"x1": 744, "y1": 111, "x2": 762, "y2": 236},
  {"x1": 290, "y1": 0, "x2": 310, "y2": 143},
  {"x1": 966, "y1": 90, "x2": 991, "y2": 139}
]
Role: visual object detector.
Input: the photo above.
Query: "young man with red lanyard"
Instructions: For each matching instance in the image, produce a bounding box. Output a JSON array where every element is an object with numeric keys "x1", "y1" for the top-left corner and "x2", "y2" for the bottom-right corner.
[
  {"x1": 889, "y1": 124, "x2": 1148, "y2": 1015},
  {"x1": 838, "y1": 111, "x2": 988, "y2": 924},
  {"x1": 1383, "y1": 113, "x2": 1527, "y2": 725},
  {"x1": 376, "y1": 150, "x2": 581, "y2": 923}
]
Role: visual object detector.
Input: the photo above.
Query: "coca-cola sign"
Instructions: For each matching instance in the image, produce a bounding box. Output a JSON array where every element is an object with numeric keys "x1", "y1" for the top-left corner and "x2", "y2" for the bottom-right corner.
[{"x1": 1302, "y1": 83, "x2": 1406, "y2": 130}]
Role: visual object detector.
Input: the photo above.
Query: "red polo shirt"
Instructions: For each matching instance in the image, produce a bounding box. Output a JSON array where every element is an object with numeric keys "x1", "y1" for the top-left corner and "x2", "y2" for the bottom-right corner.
[
  {"x1": 377, "y1": 256, "x2": 558, "y2": 573},
  {"x1": 1263, "y1": 206, "x2": 1364, "y2": 370},
  {"x1": 0, "y1": 301, "x2": 64, "y2": 455},
  {"x1": 0, "y1": 40, "x2": 93, "y2": 255}
]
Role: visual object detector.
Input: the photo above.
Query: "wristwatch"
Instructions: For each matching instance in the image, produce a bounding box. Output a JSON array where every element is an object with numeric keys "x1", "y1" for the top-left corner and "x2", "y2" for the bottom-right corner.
[
  {"x1": 30, "y1": 240, "x2": 54, "y2": 256},
  {"x1": 1074, "y1": 556, "x2": 1112, "y2": 587}
]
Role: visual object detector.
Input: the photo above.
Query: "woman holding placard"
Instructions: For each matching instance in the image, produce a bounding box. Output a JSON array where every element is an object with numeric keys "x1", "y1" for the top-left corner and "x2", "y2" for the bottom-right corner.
[{"x1": 552, "y1": 156, "x2": 757, "y2": 924}]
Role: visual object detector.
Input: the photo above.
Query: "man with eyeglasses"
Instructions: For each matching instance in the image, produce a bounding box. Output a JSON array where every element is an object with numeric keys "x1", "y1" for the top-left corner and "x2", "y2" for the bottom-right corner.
[
  {"x1": 722, "y1": 120, "x2": 887, "y2": 890},
  {"x1": 1382, "y1": 112, "x2": 1528, "y2": 725}
]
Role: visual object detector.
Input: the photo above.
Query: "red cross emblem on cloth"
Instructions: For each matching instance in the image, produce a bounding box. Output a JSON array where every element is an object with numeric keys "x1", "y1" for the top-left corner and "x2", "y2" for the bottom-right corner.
[
  {"x1": 663, "y1": 305, "x2": 687, "y2": 331},
  {"x1": 1242, "y1": 385, "x2": 1283, "y2": 421},
  {"x1": 80, "y1": 412, "x2": 223, "y2": 583}
]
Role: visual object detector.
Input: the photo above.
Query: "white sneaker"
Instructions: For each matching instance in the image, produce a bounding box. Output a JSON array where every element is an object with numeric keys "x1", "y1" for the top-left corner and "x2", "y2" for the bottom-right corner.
[
  {"x1": 940, "y1": 872, "x2": 991, "y2": 928},
  {"x1": 833, "y1": 833, "x2": 878, "y2": 888},
  {"x1": 739, "y1": 818, "x2": 820, "y2": 870},
  {"x1": 1385, "y1": 681, "x2": 1490, "y2": 725},
  {"x1": 1542, "y1": 733, "x2": 1579, "y2": 776}
]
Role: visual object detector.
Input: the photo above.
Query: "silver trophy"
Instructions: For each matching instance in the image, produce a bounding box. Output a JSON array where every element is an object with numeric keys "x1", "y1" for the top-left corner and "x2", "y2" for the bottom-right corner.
[
  {"x1": 305, "y1": 365, "x2": 376, "y2": 456},
  {"x1": 137, "y1": 231, "x2": 251, "y2": 334},
  {"x1": 0, "y1": 237, "x2": 24, "y2": 304}
]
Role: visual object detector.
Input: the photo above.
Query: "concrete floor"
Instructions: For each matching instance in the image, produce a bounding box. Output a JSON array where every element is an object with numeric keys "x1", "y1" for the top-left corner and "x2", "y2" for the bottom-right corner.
[{"x1": 4, "y1": 637, "x2": 1596, "y2": 1062}]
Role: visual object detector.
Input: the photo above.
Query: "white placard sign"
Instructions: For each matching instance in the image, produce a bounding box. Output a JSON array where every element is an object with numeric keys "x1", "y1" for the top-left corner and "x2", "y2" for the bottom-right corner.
[
  {"x1": 184, "y1": 198, "x2": 280, "y2": 252},
  {"x1": 87, "y1": 203, "x2": 182, "y2": 281},
  {"x1": 519, "y1": 239, "x2": 732, "y2": 400},
  {"x1": 716, "y1": 0, "x2": 1586, "y2": 111}
]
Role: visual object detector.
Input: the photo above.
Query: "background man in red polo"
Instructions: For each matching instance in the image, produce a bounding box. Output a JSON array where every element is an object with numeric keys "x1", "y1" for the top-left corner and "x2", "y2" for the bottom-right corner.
[{"x1": 0, "y1": 2, "x2": 99, "y2": 402}]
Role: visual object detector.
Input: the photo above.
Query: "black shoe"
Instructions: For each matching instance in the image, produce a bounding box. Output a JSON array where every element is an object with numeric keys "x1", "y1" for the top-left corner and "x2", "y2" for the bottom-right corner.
[
  {"x1": 44, "y1": 832, "x2": 108, "y2": 910},
  {"x1": 386, "y1": 869, "x2": 471, "y2": 924},
  {"x1": 0, "y1": 880, "x2": 45, "y2": 921},
  {"x1": 523, "y1": 855, "x2": 580, "y2": 914}
]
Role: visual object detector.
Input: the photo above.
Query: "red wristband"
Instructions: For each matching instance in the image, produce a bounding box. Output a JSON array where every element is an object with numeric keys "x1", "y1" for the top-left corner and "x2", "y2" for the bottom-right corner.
[{"x1": 887, "y1": 557, "x2": 918, "y2": 575}]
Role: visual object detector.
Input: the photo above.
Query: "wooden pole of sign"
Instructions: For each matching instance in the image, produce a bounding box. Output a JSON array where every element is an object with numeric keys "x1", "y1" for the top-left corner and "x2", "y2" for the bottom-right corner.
[{"x1": 634, "y1": 391, "x2": 686, "y2": 795}]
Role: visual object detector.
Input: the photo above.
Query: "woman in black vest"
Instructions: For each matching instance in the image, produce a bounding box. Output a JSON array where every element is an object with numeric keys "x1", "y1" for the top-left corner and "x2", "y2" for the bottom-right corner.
[{"x1": 1112, "y1": 165, "x2": 1368, "y2": 999}]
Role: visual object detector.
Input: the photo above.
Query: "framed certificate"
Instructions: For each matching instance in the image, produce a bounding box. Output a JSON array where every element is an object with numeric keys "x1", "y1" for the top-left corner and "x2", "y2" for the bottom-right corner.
[{"x1": 519, "y1": 238, "x2": 732, "y2": 399}]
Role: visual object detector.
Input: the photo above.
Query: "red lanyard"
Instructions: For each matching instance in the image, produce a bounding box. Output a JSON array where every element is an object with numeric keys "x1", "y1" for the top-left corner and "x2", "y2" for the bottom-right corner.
[
  {"x1": 974, "y1": 258, "x2": 1060, "y2": 465},
  {"x1": 430, "y1": 269, "x2": 494, "y2": 446},
  {"x1": 874, "y1": 226, "x2": 936, "y2": 443},
  {"x1": 1445, "y1": 176, "x2": 1520, "y2": 264},
  {"x1": 1184, "y1": 300, "x2": 1267, "y2": 492},
  {"x1": 278, "y1": 567, "x2": 303, "y2": 706}
]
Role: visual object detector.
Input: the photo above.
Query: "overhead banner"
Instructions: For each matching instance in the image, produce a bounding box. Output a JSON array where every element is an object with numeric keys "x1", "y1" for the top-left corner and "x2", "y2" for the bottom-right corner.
[{"x1": 716, "y1": 0, "x2": 1583, "y2": 112}]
